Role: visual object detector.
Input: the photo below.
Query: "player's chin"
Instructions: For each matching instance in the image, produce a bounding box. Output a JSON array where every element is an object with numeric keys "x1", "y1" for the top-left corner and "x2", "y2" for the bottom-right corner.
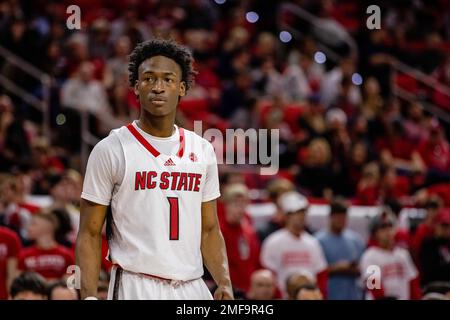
[{"x1": 144, "y1": 105, "x2": 171, "y2": 116}]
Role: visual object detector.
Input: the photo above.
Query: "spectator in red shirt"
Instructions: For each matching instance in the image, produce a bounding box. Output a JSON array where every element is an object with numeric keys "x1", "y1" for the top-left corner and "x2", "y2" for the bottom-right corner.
[
  {"x1": 219, "y1": 183, "x2": 261, "y2": 293},
  {"x1": 417, "y1": 122, "x2": 450, "y2": 174},
  {"x1": 354, "y1": 162, "x2": 381, "y2": 205},
  {"x1": 381, "y1": 166, "x2": 410, "y2": 204},
  {"x1": 18, "y1": 211, "x2": 74, "y2": 280},
  {"x1": 0, "y1": 226, "x2": 21, "y2": 300},
  {"x1": 376, "y1": 120, "x2": 424, "y2": 173},
  {"x1": 410, "y1": 197, "x2": 442, "y2": 262}
]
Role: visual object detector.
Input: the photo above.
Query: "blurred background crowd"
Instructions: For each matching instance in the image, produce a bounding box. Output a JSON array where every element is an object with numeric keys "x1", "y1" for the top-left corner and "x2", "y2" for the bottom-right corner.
[{"x1": 0, "y1": 0, "x2": 450, "y2": 300}]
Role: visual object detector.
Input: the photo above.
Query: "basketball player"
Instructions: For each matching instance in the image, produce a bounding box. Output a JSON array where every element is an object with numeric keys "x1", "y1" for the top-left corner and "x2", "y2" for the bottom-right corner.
[{"x1": 76, "y1": 39, "x2": 233, "y2": 300}]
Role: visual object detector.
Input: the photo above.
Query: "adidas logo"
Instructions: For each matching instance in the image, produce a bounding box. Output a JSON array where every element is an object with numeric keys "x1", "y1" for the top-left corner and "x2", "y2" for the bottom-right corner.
[{"x1": 164, "y1": 158, "x2": 176, "y2": 166}]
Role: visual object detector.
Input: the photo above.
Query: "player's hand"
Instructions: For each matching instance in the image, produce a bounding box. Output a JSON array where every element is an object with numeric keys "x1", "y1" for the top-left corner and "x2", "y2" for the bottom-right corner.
[{"x1": 214, "y1": 285, "x2": 234, "y2": 300}]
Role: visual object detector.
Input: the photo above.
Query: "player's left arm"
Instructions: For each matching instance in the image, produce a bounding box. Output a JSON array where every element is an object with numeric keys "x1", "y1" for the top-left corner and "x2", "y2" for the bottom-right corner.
[{"x1": 201, "y1": 199, "x2": 234, "y2": 300}]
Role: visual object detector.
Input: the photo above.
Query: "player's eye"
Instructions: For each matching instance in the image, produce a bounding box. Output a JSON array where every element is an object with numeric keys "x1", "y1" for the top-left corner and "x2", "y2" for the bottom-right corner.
[{"x1": 165, "y1": 78, "x2": 174, "y2": 83}]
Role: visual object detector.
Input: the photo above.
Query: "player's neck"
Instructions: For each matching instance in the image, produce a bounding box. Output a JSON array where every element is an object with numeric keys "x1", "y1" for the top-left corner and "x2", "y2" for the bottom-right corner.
[
  {"x1": 35, "y1": 236, "x2": 58, "y2": 250},
  {"x1": 138, "y1": 112, "x2": 176, "y2": 138}
]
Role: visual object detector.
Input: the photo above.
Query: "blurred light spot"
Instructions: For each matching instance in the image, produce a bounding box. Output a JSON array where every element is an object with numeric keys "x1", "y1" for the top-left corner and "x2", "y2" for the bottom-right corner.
[
  {"x1": 246, "y1": 11, "x2": 259, "y2": 23},
  {"x1": 56, "y1": 113, "x2": 66, "y2": 125},
  {"x1": 214, "y1": 0, "x2": 226, "y2": 4},
  {"x1": 352, "y1": 73, "x2": 363, "y2": 86},
  {"x1": 314, "y1": 51, "x2": 326, "y2": 64},
  {"x1": 279, "y1": 31, "x2": 292, "y2": 43}
]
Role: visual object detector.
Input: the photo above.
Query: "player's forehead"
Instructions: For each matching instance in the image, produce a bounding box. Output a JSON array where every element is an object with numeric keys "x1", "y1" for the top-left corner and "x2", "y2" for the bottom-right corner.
[{"x1": 138, "y1": 55, "x2": 182, "y2": 77}]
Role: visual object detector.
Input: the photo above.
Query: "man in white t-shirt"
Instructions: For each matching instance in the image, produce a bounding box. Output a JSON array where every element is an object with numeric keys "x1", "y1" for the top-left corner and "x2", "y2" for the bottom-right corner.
[
  {"x1": 75, "y1": 39, "x2": 233, "y2": 300},
  {"x1": 360, "y1": 212, "x2": 420, "y2": 300},
  {"x1": 260, "y1": 191, "x2": 328, "y2": 297}
]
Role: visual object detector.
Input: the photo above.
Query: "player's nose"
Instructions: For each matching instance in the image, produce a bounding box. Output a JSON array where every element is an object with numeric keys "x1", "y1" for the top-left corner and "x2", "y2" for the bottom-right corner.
[{"x1": 151, "y1": 79, "x2": 165, "y2": 93}]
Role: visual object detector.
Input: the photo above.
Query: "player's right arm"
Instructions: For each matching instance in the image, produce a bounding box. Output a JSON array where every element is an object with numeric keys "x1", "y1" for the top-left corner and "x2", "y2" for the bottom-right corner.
[
  {"x1": 76, "y1": 199, "x2": 108, "y2": 299},
  {"x1": 75, "y1": 134, "x2": 122, "y2": 299}
]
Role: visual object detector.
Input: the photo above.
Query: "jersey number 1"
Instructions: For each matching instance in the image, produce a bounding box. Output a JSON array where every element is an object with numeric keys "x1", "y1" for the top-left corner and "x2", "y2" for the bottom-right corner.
[{"x1": 167, "y1": 197, "x2": 179, "y2": 240}]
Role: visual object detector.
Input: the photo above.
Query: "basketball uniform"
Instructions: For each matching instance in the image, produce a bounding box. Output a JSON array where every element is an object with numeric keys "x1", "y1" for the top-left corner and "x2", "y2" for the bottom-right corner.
[{"x1": 81, "y1": 120, "x2": 220, "y2": 299}]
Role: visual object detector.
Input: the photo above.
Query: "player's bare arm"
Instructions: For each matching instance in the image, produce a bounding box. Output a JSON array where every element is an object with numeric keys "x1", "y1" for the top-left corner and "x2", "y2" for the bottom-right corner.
[
  {"x1": 76, "y1": 199, "x2": 108, "y2": 299},
  {"x1": 201, "y1": 200, "x2": 234, "y2": 300}
]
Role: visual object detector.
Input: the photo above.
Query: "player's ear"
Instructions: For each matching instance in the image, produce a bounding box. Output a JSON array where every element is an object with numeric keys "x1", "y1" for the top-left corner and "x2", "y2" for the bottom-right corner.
[
  {"x1": 134, "y1": 80, "x2": 139, "y2": 98},
  {"x1": 179, "y1": 81, "x2": 186, "y2": 97}
]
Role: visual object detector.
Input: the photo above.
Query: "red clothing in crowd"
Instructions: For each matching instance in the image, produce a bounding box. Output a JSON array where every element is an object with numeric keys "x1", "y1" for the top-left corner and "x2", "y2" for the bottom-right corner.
[
  {"x1": 409, "y1": 223, "x2": 435, "y2": 264},
  {"x1": 219, "y1": 215, "x2": 261, "y2": 293},
  {"x1": 376, "y1": 136, "x2": 415, "y2": 161},
  {"x1": 417, "y1": 139, "x2": 450, "y2": 171},
  {"x1": 383, "y1": 176, "x2": 410, "y2": 200},
  {"x1": 18, "y1": 245, "x2": 74, "y2": 280},
  {"x1": 354, "y1": 184, "x2": 380, "y2": 206},
  {"x1": 0, "y1": 227, "x2": 22, "y2": 300},
  {"x1": 425, "y1": 183, "x2": 450, "y2": 207}
]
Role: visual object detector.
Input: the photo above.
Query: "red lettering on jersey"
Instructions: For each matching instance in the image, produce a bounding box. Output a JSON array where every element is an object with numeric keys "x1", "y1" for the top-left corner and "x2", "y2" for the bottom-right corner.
[
  {"x1": 281, "y1": 251, "x2": 311, "y2": 267},
  {"x1": 177, "y1": 173, "x2": 188, "y2": 191},
  {"x1": 187, "y1": 173, "x2": 196, "y2": 191},
  {"x1": 146, "y1": 171, "x2": 157, "y2": 189},
  {"x1": 170, "y1": 172, "x2": 180, "y2": 190},
  {"x1": 160, "y1": 172, "x2": 170, "y2": 189},
  {"x1": 382, "y1": 263, "x2": 405, "y2": 278},
  {"x1": 135, "y1": 171, "x2": 146, "y2": 190},
  {"x1": 193, "y1": 173, "x2": 202, "y2": 192}
]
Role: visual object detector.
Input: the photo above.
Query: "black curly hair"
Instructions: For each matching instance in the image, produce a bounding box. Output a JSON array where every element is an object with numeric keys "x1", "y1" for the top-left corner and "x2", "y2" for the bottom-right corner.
[{"x1": 128, "y1": 39, "x2": 196, "y2": 90}]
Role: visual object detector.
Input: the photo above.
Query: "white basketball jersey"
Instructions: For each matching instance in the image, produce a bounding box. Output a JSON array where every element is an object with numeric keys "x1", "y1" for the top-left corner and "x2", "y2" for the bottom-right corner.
[{"x1": 82, "y1": 121, "x2": 220, "y2": 281}]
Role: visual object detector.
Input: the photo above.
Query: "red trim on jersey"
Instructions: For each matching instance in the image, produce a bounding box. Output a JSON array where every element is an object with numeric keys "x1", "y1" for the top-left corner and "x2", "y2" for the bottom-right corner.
[
  {"x1": 126, "y1": 123, "x2": 160, "y2": 157},
  {"x1": 126, "y1": 123, "x2": 185, "y2": 158},
  {"x1": 177, "y1": 127, "x2": 185, "y2": 158}
]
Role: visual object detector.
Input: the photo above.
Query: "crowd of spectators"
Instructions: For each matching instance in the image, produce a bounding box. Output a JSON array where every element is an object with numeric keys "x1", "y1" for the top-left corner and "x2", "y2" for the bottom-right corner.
[{"x1": 1, "y1": 0, "x2": 450, "y2": 300}]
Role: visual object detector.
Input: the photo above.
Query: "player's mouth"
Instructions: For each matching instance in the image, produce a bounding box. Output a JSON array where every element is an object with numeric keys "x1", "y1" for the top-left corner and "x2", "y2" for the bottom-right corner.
[{"x1": 150, "y1": 96, "x2": 167, "y2": 106}]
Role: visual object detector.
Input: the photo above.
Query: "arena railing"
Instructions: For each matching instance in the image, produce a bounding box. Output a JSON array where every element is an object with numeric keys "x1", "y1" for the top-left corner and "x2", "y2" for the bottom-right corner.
[
  {"x1": 0, "y1": 45, "x2": 51, "y2": 139},
  {"x1": 0, "y1": 45, "x2": 124, "y2": 173},
  {"x1": 277, "y1": 2, "x2": 359, "y2": 62},
  {"x1": 391, "y1": 59, "x2": 450, "y2": 124},
  {"x1": 278, "y1": 2, "x2": 450, "y2": 124}
]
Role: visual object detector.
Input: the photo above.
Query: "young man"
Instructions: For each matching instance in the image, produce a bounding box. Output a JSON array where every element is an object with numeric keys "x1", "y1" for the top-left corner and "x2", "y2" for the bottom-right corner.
[
  {"x1": 18, "y1": 211, "x2": 74, "y2": 280},
  {"x1": 260, "y1": 191, "x2": 327, "y2": 298},
  {"x1": 76, "y1": 39, "x2": 233, "y2": 300},
  {"x1": 315, "y1": 199, "x2": 365, "y2": 300},
  {"x1": 360, "y1": 212, "x2": 421, "y2": 300}
]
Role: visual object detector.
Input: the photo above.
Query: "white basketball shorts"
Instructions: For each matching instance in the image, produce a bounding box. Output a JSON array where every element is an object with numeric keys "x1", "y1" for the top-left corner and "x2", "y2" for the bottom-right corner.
[{"x1": 107, "y1": 265, "x2": 214, "y2": 300}]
